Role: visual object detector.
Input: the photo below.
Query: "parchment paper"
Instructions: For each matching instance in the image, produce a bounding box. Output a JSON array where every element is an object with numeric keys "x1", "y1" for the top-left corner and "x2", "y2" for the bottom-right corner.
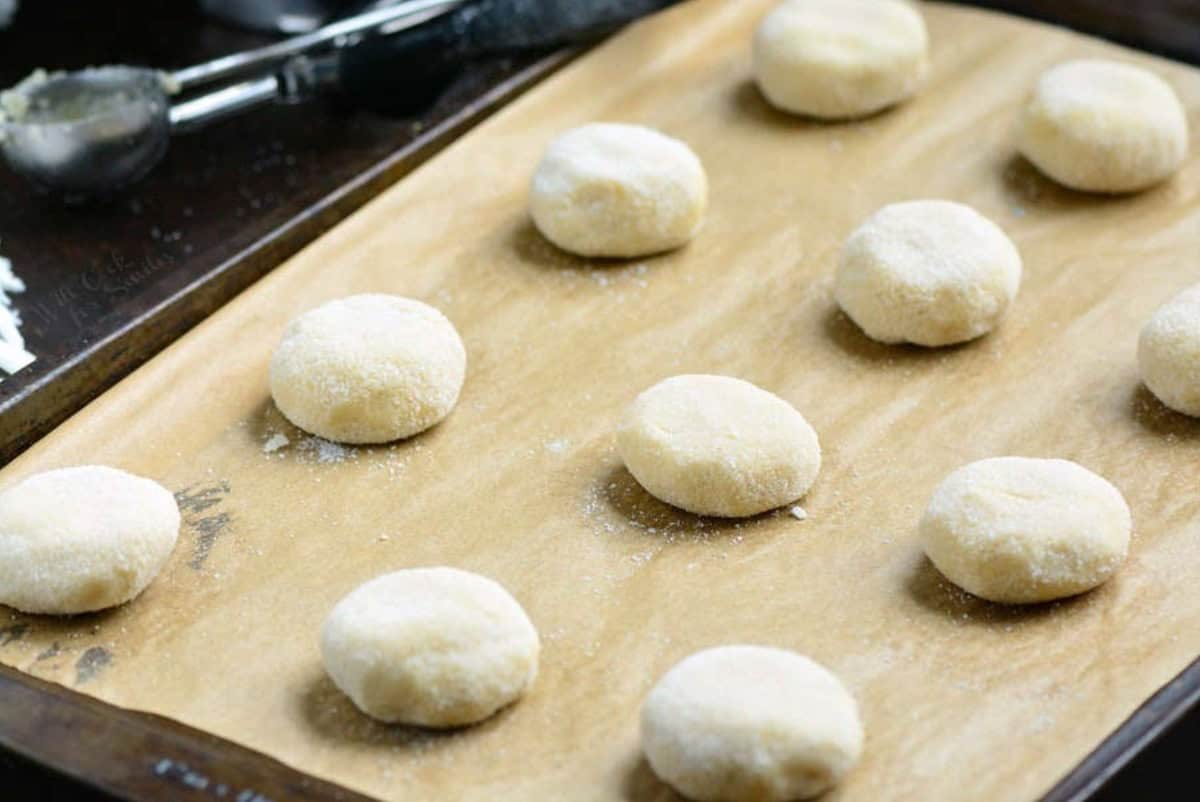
[{"x1": 2, "y1": 2, "x2": 1200, "y2": 800}]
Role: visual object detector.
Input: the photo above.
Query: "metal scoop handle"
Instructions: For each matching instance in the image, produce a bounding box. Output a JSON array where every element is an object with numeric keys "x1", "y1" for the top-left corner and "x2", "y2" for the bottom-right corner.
[
  {"x1": 168, "y1": 55, "x2": 339, "y2": 133},
  {"x1": 166, "y1": 0, "x2": 457, "y2": 133},
  {"x1": 169, "y1": 0, "x2": 464, "y2": 93}
]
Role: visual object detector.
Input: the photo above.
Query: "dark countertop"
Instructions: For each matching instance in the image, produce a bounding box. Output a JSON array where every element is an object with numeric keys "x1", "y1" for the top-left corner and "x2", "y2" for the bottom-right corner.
[{"x1": 1, "y1": 1, "x2": 1198, "y2": 800}]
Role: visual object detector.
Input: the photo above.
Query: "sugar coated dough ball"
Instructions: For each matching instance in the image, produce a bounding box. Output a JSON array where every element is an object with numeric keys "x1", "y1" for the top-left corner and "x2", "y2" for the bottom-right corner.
[
  {"x1": 835, "y1": 200, "x2": 1022, "y2": 347},
  {"x1": 641, "y1": 645, "x2": 863, "y2": 802},
  {"x1": 269, "y1": 294, "x2": 466, "y2": 444},
  {"x1": 1018, "y1": 59, "x2": 1188, "y2": 193},
  {"x1": 0, "y1": 466, "x2": 180, "y2": 614},
  {"x1": 753, "y1": 0, "x2": 928, "y2": 119},
  {"x1": 529, "y1": 123, "x2": 707, "y2": 258},
  {"x1": 1139, "y1": 283, "x2": 1200, "y2": 416},
  {"x1": 920, "y1": 457, "x2": 1131, "y2": 604},
  {"x1": 617, "y1": 374, "x2": 820, "y2": 518},
  {"x1": 320, "y1": 567, "x2": 539, "y2": 727}
]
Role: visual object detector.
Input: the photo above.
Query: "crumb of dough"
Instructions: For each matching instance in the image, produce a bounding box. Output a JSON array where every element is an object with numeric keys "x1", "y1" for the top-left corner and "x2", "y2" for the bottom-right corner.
[
  {"x1": 262, "y1": 433, "x2": 290, "y2": 454},
  {"x1": 789, "y1": 505, "x2": 808, "y2": 521}
]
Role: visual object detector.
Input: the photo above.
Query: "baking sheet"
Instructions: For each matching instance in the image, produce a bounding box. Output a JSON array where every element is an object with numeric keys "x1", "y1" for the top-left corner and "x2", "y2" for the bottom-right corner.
[{"x1": 2, "y1": 2, "x2": 1200, "y2": 800}]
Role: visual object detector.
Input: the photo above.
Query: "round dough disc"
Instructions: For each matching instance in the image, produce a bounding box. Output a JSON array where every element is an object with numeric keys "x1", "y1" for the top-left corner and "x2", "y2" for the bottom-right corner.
[
  {"x1": 1139, "y1": 283, "x2": 1200, "y2": 416},
  {"x1": 0, "y1": 465, "x2": 180, "y2": 614},
  {"x1": 753, "y1": 0, "x2": 928, "y2": 119},
  {"x1": 529, "y1": 123, "x2": 707, "y2": 258},
  {"x1": 641, "y1": 645, "x2": 863, "y2": 802},
  {"x1": 618, "y1": 375, "x2": 821, "y2": 518},
  {"x1": 269, "y1": 294, "x2": 466, "y2": 444},
  {"x1": 835, "y1": 200, "x2": 1022, "y2": 347},
  {"x1": 920, "y1": 457, "x2": 1131, "y2": 604},
  {"x1": 320, "y1": 567, "x2": 539, "y2": 727},
  {"x1": 1018, "y1": 59, "x2": 1188, "y2": 193}
]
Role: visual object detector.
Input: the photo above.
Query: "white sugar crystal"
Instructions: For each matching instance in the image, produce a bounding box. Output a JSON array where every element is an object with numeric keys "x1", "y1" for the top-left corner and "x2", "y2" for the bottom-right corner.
[{"x1": 0, "y1": 247, "x2": 33, "y2": 377}]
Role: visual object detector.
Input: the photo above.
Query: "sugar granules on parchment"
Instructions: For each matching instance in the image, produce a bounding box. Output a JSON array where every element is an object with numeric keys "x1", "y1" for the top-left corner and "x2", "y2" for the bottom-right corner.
[
  {"x1": 0, "y1": 245, "x2": 34, "y2": 378},
  {"x1": 258, "y1": 427, "x2": 419, "y2": 480}
]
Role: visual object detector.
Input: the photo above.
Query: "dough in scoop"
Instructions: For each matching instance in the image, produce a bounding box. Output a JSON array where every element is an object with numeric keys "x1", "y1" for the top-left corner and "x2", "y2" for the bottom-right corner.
[
  {"x1": 529, "y1": 123, "x2": 707, "y2": 258},
  {"x1": 0, "y1": 465, "x2": 180, "y2": 614},
  {"x1": 269, "y1": 294, "x2": 466, "y2": 444},
  {"x1": 320, "y1": 567, "x2": 539, "y2": 727},
  {"x1": 753, "y1": 0, "x2": 928, "y2": 119},
  {"x1": 920, "y1": 457, "x2": 1131, "y2": 604},
  {"x1": 835, "y1": 200, "x2": 1022, "y2": 347},
  {"x1": 1018, "y1": 59, "x2": 1188, "y2": 193},
  {"x1": 1139, "y1": 283, "x2": 1200, "y2": 416},
  {"x1": 617, "y1": 374, "x2": 821, "y2": 518},
  {"x1": 641, "y1": 645, "x2": 863, "y2": 802}
]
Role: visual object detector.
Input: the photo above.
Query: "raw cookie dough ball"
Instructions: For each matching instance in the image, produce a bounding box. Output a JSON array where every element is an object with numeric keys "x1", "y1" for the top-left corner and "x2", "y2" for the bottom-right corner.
[
  {"x1": 0, "y1": 466, "x2": 180, "y2": 614},
  {"x1": 641, "y1": 645, "x2": 863, "y2": 802},
  {"x1": 269, "y1": 294, "x2": 466, "y2": 444},
  {"x1": 835, "y1": 200, "x2": 1022, "y2": 347},
  {"x1": 320, "y1": 567, "x2": 539, "y2": 727},
  {"x1": 617, "y1": 374, "x2": 820, "y2": 518},
  {"x1": 1139, "y1": 283, "x2": 1200, "y2": 416},
  {"x1": 1018, "y1": 59, "x2": 1188, "y2": 193},
  {"x1": 529, "y1": 123, "x2": 707, "y2": 258},
  {"x1": 920, "y1": 457, "x2": 1131, "y2": 604},
  {"x1": 753, "y1": 0, "x2": 929, "y2": 119}
]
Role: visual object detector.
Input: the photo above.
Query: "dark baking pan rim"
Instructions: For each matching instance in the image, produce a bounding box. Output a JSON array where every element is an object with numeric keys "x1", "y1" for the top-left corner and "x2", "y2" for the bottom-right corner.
[
  {"x1": 2, "y1": 652, "x2": 1200, "y2": 801},
  {"x1": 1040, "y1": 654, "x2": 1200, "y2": 801}
]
